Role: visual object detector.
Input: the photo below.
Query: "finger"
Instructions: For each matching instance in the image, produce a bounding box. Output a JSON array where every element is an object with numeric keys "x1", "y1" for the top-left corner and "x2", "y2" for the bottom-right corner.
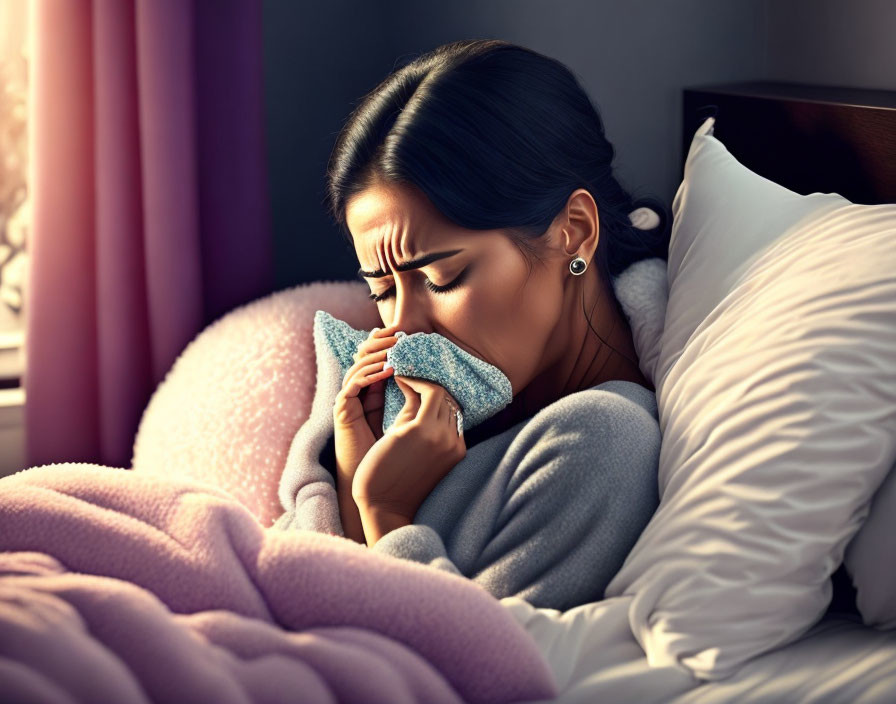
[
  {"x1": 399, "y1": 377, "x2": 454, "y2": 410},
  {"x1": 343, "y1": 360, "x2": 394, "y2": 396},
  {"x1": 368, "y1": 322, "x2": 401, "y2": 340},
  {"x1": 347, "y1": 342, "x2": 396, "y2": 374},
  {"x1": 361, "y1": 373, "x2": 388, "y2": 408},
  {"x1": 402, "y1": 378, "x2": 464, "y2": 440},
  {"x1": 409, "y1": 378, "x2": 446, "y2": 427},
  {"x1": 343, "y1": 355, "x2": 386, "y2": 385},
  {"x1": 351, "y1": 345, "x2": 389, "y2": 366},
  {"x1": 393, "y1": 375, "x2": 421, "y2": 416},
  {"x1": 362, "y1": 376, "x2": 388, "y2": 439},
  {"x1": 353, "y1": 333, "x2": 400, "y2": 362}
]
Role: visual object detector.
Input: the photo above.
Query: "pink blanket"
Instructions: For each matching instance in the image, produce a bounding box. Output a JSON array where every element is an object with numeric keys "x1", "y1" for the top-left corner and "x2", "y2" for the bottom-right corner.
[{"x1": 0, "y1": 464, "x2": 557, "y2": 703}]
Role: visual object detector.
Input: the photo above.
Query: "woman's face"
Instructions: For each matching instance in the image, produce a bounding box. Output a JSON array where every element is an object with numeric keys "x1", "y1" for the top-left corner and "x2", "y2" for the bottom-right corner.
[{"x1": 346, "y1": 182, "x2": 577, "y2": 396}]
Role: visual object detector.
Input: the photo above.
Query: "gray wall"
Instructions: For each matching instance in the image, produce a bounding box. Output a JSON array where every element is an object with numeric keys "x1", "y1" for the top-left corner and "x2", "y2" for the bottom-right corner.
[
  {"x1": 262, "y1": 0, "x2": 398, "y2": 288},
  {"x1": 766, "y1": 0, "x2": 896, "y2": 92},
  {"x1": 263, "y1": 0, "x2": 893, "y2": 291}
]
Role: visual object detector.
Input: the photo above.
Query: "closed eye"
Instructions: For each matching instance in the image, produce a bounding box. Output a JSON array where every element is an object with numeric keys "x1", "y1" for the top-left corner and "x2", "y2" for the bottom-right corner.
[{"x1": 369, "y1": 267, "x2": 470, "y2": 302}]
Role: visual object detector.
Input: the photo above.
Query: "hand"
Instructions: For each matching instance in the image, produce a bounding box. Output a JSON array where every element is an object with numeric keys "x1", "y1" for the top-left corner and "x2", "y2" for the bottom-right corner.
[
  {"x1": 332, "y1": 322, "x2": 401, "y2": 486},
  {"x1": 352, "y1": 374, "x2": 466, "y2": 522}
]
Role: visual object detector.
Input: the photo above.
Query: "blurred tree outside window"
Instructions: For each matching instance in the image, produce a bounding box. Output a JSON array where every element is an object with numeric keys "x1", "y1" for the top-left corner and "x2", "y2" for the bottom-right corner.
[{"x1": 0, "y1": 0, "x2": 29, "y2": 386}]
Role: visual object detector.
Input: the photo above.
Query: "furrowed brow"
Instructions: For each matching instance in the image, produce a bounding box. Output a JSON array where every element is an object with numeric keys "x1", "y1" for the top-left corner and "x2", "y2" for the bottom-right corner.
[{"x1": 357, "y1": 249, "x2": 464, "y2": 279}]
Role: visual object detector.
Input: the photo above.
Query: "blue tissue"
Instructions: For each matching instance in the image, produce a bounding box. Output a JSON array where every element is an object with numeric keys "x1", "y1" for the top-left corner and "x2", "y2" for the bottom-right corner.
[{"x1": 314, "y1": 310, "x2": 513, "y2": 435}]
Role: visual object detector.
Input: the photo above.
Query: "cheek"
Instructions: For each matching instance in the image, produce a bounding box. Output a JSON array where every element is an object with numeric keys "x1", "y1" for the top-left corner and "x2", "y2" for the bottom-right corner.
[
  {"x1": 458, "y1": 266, "x2": 559, "y2": 378},
  {"x1": 488, "y1": 262, "x2": 560, "y2": 326}
]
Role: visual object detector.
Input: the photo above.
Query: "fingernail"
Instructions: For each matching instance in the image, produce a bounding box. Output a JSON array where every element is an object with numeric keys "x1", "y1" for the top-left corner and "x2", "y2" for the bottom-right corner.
[{"x1": 383, "y1": 360, "x2": 393, "y2": 371}]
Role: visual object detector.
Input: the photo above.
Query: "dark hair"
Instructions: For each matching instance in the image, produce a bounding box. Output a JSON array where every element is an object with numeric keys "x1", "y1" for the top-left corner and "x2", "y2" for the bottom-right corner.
[{"x1": 324, "y1": 39, "x2": 670, "y2": 362}]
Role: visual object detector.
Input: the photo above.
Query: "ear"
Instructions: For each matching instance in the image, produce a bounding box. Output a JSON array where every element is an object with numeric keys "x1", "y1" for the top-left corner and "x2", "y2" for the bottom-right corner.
[{"x1": 558, "y1": 188, "x2": 600, "y2": 263}]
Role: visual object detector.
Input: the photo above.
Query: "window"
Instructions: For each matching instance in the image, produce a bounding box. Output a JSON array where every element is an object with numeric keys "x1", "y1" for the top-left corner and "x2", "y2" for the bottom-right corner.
[{"x1": 0, "y1": 0, "x2": 29, "y2": 389}]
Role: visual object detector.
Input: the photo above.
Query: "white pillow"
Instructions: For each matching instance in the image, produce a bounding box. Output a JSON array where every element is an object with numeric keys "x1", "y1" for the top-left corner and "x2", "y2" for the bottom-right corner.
[{"x1": 603, "y1": 115, "x2": 896, "y2": 681}]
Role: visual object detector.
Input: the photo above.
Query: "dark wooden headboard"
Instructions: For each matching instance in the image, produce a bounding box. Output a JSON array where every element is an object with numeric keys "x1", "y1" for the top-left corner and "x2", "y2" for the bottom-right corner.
[{"x1": 681, "y1": 81, "x2": 896, "y2": 205}]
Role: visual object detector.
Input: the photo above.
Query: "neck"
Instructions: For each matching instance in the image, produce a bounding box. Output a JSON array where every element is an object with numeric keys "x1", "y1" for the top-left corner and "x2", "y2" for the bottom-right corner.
[{"x1": 464, "y1": 267, "x2": 652, "y2": 448}]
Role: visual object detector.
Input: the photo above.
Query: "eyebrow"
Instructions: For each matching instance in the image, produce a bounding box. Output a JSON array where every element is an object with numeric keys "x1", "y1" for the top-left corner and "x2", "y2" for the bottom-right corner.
[{"x1": 357, "y1": 249, "x2": 464, "y2": 279}]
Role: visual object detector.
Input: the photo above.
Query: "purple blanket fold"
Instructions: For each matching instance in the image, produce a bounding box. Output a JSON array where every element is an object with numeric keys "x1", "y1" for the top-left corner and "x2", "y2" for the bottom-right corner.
[{"x1": 0, "y1": 464, "x2": 557, "y2": 704}]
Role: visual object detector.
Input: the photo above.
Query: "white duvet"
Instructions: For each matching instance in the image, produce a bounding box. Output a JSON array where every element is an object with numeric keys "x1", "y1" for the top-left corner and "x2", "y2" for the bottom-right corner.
[{"x1": 501, "y1": 595, "x2": 896, "y2": 703}]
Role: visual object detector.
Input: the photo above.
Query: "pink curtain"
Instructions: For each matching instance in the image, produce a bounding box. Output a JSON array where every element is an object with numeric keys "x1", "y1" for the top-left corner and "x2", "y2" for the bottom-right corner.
[{"x1": 25, "y1": 0, "x2": 274, "y2": 469}]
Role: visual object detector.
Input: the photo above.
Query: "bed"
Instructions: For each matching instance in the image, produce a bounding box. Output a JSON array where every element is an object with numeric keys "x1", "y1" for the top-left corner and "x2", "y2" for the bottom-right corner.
[{"x1": 2, "y1": 80, "x2": 895, "y2": 703}]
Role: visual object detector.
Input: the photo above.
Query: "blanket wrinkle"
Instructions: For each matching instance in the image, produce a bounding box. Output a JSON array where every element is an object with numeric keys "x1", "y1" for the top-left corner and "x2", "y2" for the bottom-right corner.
[
  {"x1": 307, "y1": 626, "x2": 462, "y2": 703},
  {"x1": 39, "y1": 481, "x2": 196, "y2": 556},
  {"x1": 217, "y1": 501, "x2": 277, "y2": 625}
]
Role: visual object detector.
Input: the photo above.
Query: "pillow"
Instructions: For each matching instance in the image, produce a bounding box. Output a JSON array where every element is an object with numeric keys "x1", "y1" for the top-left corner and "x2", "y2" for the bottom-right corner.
[
  {"x1": 614, "y1": 253, "x2": 896, "y2": 634},
  {"x1": 603, "y1": 115, "x2": 896, "y2": 681}
]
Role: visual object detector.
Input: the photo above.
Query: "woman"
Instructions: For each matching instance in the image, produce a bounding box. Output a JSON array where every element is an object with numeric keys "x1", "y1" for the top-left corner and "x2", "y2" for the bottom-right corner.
[{"x1": 326, "y1": 39, "x2": 667, "y2": 612}]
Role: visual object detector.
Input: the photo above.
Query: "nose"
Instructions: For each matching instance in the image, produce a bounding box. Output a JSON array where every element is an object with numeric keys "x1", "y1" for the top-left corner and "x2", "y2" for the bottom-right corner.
[
  {"x1": 380, "y1": 240, "x2": 431, "y2": 335},
  {"x1": 388, "y1": 277, "x2": 431, "y2": 335}
]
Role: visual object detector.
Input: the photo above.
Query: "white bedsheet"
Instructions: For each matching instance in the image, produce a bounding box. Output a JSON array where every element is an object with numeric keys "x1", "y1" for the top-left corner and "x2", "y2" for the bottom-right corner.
[{"x1": 500, "y1": 595, "x2": 896, "y2": 703}]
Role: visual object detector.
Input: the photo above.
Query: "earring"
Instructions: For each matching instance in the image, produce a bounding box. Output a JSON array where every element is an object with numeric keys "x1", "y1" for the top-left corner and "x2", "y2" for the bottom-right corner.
[{"x1": 569, "y1": 256, "x2": 588, "y2": 276}]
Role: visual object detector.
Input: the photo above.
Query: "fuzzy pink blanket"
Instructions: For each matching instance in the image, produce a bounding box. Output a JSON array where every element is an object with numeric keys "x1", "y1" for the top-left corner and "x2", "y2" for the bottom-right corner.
[{"x1": 0, "y1": 464, "x2": 557, "y2": 703}]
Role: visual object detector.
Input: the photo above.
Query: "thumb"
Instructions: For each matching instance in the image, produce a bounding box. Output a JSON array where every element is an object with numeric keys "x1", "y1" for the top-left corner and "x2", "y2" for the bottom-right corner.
[
  {"x1": 393, "y1": 376, "x2": 421, "y2": 414},
  {"x1": 393, "y1": 375, "x2": 412, "y2": 399}
]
